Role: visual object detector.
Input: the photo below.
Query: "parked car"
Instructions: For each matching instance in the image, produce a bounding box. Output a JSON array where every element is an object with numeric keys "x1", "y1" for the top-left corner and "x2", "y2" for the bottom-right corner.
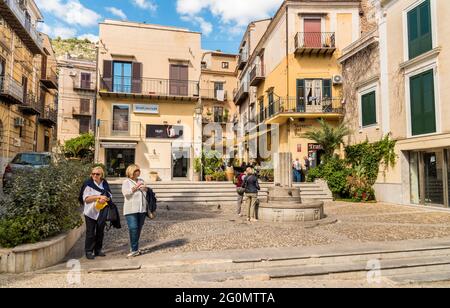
[{"x1": 2, "y1": 152, "x2": 53, "y2": 192}]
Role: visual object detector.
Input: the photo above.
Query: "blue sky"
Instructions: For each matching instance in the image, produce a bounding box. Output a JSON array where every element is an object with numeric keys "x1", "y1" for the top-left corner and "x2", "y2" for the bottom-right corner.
[{"x1": 35, "y1": 0, "x2": 284, "y2": 54}]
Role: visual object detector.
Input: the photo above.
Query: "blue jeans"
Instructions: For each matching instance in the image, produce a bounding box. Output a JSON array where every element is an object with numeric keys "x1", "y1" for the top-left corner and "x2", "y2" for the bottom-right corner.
[
  {"x1": 293, "y1": 169, "x2": 302, "y2": 182},
  {"x1": 125, "y1": 213, "x2": 146, "y2": 252}
]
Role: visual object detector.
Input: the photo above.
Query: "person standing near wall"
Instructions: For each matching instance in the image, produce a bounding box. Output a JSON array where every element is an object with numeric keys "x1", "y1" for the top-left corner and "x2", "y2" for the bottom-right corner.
[
  {"x1": 293, "y1": 158, "x2": 302, "y2": 183},
  {"x1": 242, "y1": 167, "x2": 260, "y2": 222}
]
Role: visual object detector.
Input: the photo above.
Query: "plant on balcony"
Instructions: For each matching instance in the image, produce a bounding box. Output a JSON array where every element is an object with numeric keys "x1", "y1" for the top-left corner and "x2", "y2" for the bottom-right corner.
[{"x1": 63, "y1": 133, "x2": 95, "y2": 161}]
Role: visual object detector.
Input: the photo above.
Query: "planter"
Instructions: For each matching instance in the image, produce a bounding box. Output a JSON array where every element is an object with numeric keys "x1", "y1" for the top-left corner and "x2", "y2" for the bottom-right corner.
[
  {"x1": 193, "y1": 173, "x2": 201, "y2": 182},
  {"x1": 225, "y1": 167, "x2": 234, "y2": 182},
  {"x1": 205, "y1": 175, "x2": 213, "y2": 181},
  {"x1": 149, "y1": 173, "x2": 159, "y2": 182}
]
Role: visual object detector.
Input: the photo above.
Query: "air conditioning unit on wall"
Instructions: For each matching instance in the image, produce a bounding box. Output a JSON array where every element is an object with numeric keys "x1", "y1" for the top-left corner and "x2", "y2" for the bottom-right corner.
[
  {"x1": 333, "y1": 75, "x2": 343, "y2": 85},
  {"x1": 69, "y1": 71, "x2": 77, "y2": 77}
]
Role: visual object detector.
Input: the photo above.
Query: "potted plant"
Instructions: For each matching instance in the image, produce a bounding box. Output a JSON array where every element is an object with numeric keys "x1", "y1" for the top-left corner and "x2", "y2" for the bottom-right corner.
[
  {"x1": 213, "y1": 171, "x2": 226, "y2": 182},
  {"x1": 193, "y1": 157, "x2": 202, "y2": 182},
  {"x1": 149, "y1": 171, "x2": 159, "y2": 182}
]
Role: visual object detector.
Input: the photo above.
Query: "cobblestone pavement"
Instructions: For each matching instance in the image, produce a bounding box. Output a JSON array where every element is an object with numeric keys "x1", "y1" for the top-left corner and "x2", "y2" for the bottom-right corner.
[{"x1": 3, "y1": 201, "x2": 450, "y2": 288}]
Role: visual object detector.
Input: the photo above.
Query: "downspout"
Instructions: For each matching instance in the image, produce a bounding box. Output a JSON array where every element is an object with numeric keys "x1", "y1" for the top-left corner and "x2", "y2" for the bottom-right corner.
[
  {"x1": 285, "y1": 4, "x2": 291, "y2": 154},
  {"x1": 93, "y1": 43, "x2": 100, "y2": 163}
]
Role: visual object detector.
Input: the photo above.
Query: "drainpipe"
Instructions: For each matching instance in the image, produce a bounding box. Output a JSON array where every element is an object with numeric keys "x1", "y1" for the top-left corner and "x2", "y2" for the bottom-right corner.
[
  {"x1": 285, "y1": 4, "x2": 291, "y2": 154},
  {"x1": 93, "y1": 43, "x2": 100, "y2": 163}
]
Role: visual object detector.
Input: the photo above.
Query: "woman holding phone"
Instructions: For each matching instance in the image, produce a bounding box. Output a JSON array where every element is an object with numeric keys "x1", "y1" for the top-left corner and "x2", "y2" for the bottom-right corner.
[{"x1": 122, "y1": 164, "x2": 148, "y2": 258}]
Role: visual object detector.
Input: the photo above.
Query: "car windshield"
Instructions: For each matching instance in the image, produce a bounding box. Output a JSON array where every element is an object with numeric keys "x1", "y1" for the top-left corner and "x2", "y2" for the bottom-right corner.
[{"x1": 11, "y1": 154, "x2": 51, "y2": 166}]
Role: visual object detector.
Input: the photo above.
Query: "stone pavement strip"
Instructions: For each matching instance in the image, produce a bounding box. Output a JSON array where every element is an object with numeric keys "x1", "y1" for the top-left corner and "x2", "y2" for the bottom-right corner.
[{"x1": 3, "y1": 201, "x2": 450, "y2": 288}]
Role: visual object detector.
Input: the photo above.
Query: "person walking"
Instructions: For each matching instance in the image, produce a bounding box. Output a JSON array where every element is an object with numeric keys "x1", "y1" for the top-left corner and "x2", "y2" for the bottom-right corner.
[
  {"x1": 122, "y1": 164, "x2": 148, "y2": 258},
  {"x1": 235, "y1": 170, "x2": 246, "y2": 216},
  {"x1": 79, "y1": 166, "x2": 112, "y2": 260},
  {"x1": 242, "y1": 167, "x2": 260, "y2": 222},
  {"x1": 293, "y1": 158, "x2": 302, "y2": 182},
  {"x1": 303, "y1": 156, "x2": 311, "y2": 180}
]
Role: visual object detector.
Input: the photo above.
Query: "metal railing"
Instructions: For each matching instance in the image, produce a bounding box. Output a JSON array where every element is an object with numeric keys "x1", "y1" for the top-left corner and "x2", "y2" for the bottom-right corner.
[
  {"x1": 73, "y1": 80, "x2": 95, "y2": 91},
  {"x1": 21, "y1": 92, "x2": 42, "y2": 113},
  {"x1": 250, "y1": 64, "x2": 265, "y2": 85},
  {"x1": 98, "y1": 120, "x2": 142, "y2": 138},
  {"x1": 200, "y1": 88, "x2": 228, "y2": 101},
  {"x1": 233, "y1": 82, "x2": 249, "y2": 103},
  {"x1": 40, "y1": 106, "x2": 57, "y2": 123},
  {"x1": 294, "y1": 32, "x2": 336, "y2": 49},
  {"x1": 238, "y1": 50, "x2": 249, "y2": 68},
  {"x1": 99, "y1": 76, "x2": 199, "y2": 98},
  {"x1": 3, "y1": 0, "x2": 43, "y2": 49},
  {"x1": 0, "y1": 75, "x2": 24, "y2": 103},
  {"x1": 42, "y1": 67, "x2": 58, "y2": 87},
  {"x1": 258, "y1": 96, "x2": 344, "y2": 123}
]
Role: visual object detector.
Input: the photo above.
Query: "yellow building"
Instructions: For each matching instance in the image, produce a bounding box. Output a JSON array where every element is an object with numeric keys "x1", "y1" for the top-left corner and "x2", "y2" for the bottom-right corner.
[
  {"x1": 0, "y1": 0, "x2": 56, "y2": 175},
  {"x1": 341, "y1": 0, "x2": 450, "y2": 207},
  {"x1": 57, "y1": 55, "x2": 96, "y2": 144},
  {"x1": 200, "y1": 51, "x2": 238, "y2": 155},
  {"x1": 96, "y1": 20, "x2": 202, "y2": 181},
  {"x1": 235, "y1": 0, "x2": 361, "y2": 168}
]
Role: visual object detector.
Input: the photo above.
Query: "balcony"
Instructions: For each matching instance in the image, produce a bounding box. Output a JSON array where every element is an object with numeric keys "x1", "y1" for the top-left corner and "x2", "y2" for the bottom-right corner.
[
  {"x1": 0, "y1": 30, "x2": 12, "y2": 50},
  {"x1": 233, "y1": 82, "x2": 249, "y2": 105},
  {"x1": 39, "y1": 106, "x2": 57, "y2": 127},
  {"x1": 200, "y1": 88, "x2": 228, "y2": 101},
  {"x1": 41, "y1": 67, "x2": 58, "y2": 90},
  {"x1": 294, "y1": 32, "x2": 336, "y2": 57},
  {"x1": 259, "y1": 96, "x2": 344, "y2": 124},
  {"x1": 73, "y1": 80, "x2": 95, "y2": 92},
  {"x1": 19, "y1": 92, "x2": 42, "y2": 115},
  {"x1": 99, "y1": 76, "x2": 199, "y2": 101},
  {"x1": 98, "y1": 120, "x2": 142, "y2": 141},
  {"x1": 72, "y1": 106, "x2": 92, "y2": 117},
  {"x1": 237, "y1": 50, "x2": 248, "y2": 70},
  {"x1": 250, "y1": 64, "x2": 265, "y2": 86},
  {"x1": 0, "y1": 75, "x2": 24, "y2": 104},
  {"x1": 0, "y1": 0, "x2": 43, "y2": 54}
]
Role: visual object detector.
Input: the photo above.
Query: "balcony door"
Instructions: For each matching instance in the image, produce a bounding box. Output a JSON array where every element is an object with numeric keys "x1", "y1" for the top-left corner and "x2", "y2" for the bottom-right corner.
[
  {"x1": 169, "y1": 64, "x2": 188, "y2": 96},
  {"x1": 304, "y1": 18, "x2": 322, "y2": 48},
  {"x1": 113, "y1": 62, "x2": 132, "y2": 93},
  {"x1": 297, "y1": 79, "x2": 332, "y2": 112},
  {"x1": 0, "y1": 57, "x2": 5, "y2": 91}
]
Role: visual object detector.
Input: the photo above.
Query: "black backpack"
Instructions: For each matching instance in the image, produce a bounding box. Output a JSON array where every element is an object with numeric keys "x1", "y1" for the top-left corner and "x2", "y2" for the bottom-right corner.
[{"x1": 145, "y1": 188, "x2": 158, "y2": 218}]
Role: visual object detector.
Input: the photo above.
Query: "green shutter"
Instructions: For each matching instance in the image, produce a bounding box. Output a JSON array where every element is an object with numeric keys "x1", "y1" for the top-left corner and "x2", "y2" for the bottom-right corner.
[
  {"x1": 410, "y1": 69, "x2": 436, "y2": 136},
  {"x1": 408, "y1": 0, "x2": 432, "y2": 59},
  {"x1": 322, "y1": 79, "x2": 332, "y2": 98},
  {"x1": 361, "y1": 91, "x2": 376, "y2": 127}
]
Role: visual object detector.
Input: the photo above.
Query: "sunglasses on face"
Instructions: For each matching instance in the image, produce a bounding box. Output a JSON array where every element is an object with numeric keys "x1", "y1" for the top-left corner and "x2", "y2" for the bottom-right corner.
[{"x1": 92, "y1": 173, "x2": 101, "y2": 176}]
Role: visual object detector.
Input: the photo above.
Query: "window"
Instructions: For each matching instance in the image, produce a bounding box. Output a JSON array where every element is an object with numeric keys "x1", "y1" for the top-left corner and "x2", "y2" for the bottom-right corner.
[
  {"x1": 214, "y1": 106, "x2": 223, "y2": 123},
  {"x1": 201, "y1": 62, "x2": 207, "y2": 69},
  {"x1": 113, "y1": 62, "x2": 132, "y2": 93},
  {"x1": 79, "y1": 118, "x2": 90, "y2": 134},
  {"x1": 80, "y1": 72, "x2": 91, "y2": 89},
  {"x1": 112, "y1": 105, "x2": 129, "y2": 132},
  {"x1": 214, "y1": 82, "x2": 224, "y2": 99},
  {"x1": 222, "y1": 62, "x2": 229, "y2": 69},
  {"x1": 361, "y1": 91, "x2": 377, "y2": 127},
  {"x1": 259, "y1": 97, "x2": 265, "y2": 122},
  {"x1": 407, "y1": 0, "x2": 432, "y2": 60},
  {"x1": 410, "y1": 69, "x2": 436, "y2": 136},
  {"x1": 80, "y1": 99, "x2": 90, "y2": 113}
]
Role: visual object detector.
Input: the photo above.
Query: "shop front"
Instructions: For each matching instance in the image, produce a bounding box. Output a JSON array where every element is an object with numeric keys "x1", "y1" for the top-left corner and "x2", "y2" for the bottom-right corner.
[{"x1": 100, "y1": 142, "x2": 137, "y2": 177}]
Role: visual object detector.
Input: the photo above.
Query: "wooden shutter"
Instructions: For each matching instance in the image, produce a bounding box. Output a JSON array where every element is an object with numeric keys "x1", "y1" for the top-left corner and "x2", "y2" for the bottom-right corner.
[
  {"x1": 102, "y1": 60, "x2": 113, "y2": 91},
  {"x1": 41, "y1": 55, "x2": 47, "y2": 80},
  {"x1": 169, "y1": 64, "x2": 188, "y2": 96},
  {"x1": 410, "y1": 69, "x2": 436, "y2": 136},
  {"x1": 81, "y1": 73, "x2": 91, "y2": 89},
  {"x1": 22, "y1": 76, "x2": 27, "y2": 103},
  {"x1": 131, "y1": 62, "x2": 142, "y2": 94},
  {"x1": 408, "y1": 0, "x2": 432, "y2": 59},
  {"x1": 304, "y1": 19, "x2": 321, "y2": 48},
  {"x1": 361, "y1": 91, "x2": 376, "y2": 127},
  {"x1": 80, "y1": 99, "x2": 90, "y2": 113},
  {"x1": 79, "y1": 117, "x2": 90, "y2": 134}
]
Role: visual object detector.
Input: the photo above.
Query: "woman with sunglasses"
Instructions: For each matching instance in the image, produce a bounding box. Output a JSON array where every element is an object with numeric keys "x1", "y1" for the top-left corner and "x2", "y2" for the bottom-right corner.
[
  {"x1": 122, "y1": 164, "x2": 148, "y2": 258},
  {"x1": 80, "y1": 166, "x2": 112, "y2": 260}
]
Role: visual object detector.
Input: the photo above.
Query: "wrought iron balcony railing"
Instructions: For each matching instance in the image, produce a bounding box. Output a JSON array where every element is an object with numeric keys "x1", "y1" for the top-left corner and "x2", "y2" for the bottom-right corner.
[
  {"x1": 294, "y1": 32, "x2": 336, "y2": 56},
  {"x1": 200, "y1": 88, "x2": 228, "y2": 101},
  {"x1": 99, "y1": 76, "x2": 199, "y2": 99},
  {"x1": 39, "y1": 106, "x2": 57, "y2": 125},
  {"x1": 233, "y1": 82, "x2": 249, "y2": 105},
  {"x1": 98, "y1": 120, "x2": 142, "y2": 139},
  {"x1": 250, "y1": 64, "x2": 265, "y2": 86},
  {"x1": 0, "y1": 75, "x2": 24, "y2": 104},
  {"x1": 237, "y1": 49, "x2": 249, "y2": 70}
]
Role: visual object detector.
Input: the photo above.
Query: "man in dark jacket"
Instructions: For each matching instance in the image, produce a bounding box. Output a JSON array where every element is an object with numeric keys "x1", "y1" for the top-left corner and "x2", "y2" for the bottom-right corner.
[{"x1": 242, "y1": 167, "x2": 260, "y2": 222}]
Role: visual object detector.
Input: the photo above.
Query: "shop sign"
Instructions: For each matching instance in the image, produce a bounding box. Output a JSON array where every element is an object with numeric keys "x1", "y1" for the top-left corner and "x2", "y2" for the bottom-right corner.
[{"x1": 133, "y1": 104, "x2": 159, "y2": 114}]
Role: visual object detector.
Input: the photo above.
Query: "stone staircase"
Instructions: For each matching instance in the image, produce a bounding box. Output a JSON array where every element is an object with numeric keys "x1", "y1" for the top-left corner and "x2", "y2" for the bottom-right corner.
[{"x1": 109, "y1": 180, "x2": 332, "y2": 206}]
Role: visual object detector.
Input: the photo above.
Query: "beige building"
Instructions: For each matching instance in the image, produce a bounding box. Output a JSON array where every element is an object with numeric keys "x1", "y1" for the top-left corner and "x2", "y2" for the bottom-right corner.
[
  {"x1": 57, "y1": 55, "x2": 96, "y2": 144},
  {"x1": 96, "y1": 20, "x2": 202, "y2": 182},
  {"x1": 200, "y1": 51, "x2": 238, "y2": 155},
  {"x1": 236, "y1": 0, "x2": 361, "y2": 167},
  {"x1": 340, "y1": 0, "x2": 450, "y2": 207},
  {"x1": 0, "y1": 0, "x2": 57, "y2": 175}
]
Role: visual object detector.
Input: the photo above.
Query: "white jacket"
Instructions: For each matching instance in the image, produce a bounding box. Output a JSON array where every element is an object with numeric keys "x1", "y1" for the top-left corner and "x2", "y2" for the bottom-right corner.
[{"x1": 122, "y1": 178, "x2": 147, "y2": 216}]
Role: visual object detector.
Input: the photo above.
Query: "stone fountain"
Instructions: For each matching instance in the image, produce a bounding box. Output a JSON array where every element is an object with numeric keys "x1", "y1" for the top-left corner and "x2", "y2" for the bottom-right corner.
[{"x1": 257, "y1": 153, "x2": 325, "y2": 222}]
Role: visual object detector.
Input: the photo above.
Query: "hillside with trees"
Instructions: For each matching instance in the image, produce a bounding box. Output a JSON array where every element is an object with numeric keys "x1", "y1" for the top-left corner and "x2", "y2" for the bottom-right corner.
[{"x1": 51, "y1": 37, "x2": 96, "y2": 61}]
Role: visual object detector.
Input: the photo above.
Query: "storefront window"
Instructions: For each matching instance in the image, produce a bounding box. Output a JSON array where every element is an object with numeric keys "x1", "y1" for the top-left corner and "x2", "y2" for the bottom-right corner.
[{"x1": 105, "y1": 149, "x2": 135, "y2": 177}]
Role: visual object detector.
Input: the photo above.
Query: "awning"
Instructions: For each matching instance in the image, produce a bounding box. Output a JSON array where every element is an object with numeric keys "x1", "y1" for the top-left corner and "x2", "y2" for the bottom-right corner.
[{"x1": 100, "y1": 142, "x2": 138, "y2": 149}]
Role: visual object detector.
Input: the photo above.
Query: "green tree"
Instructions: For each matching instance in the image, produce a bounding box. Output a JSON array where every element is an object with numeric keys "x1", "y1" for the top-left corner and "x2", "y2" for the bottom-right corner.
[
  {"x1": 64, "y1": 133, "x2": 95, "y2": 160},
  {"x1": 303, "y1": 119, "x2": 351, "y2": 162}
]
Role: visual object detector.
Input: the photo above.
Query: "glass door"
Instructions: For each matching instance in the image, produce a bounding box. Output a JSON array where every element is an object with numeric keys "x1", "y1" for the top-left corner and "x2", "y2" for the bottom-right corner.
[
  {"x1": 172, "y1": 148, "x2": 189, "y2": 179},
  {"x1": 423, "y1": 151, "x2": 444, "y2": 206}
]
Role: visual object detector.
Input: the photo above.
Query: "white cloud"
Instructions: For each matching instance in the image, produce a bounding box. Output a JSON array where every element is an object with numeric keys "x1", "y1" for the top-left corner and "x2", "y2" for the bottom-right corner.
[
  {"x1": 38, "y1": 23, "x2": 77, "y2": 39},
  {"x1": 176, "y1": 0, "x2": 282, "y2": 27},
  {"x1": 35, "y1": 0, "x2": 101, "y2": 27},
  {"x1": 78, "y1": 33, "x2": 99, "y2": 42},
  {"x1": 182, "y1": 15, "x2": 212, "y2": 36},
  {"x1": 132, "y1": 0, "x2": 157, "y2": 12},
  {"x1": 105, "y1": 7, "x2": 127, "y2": 20}
]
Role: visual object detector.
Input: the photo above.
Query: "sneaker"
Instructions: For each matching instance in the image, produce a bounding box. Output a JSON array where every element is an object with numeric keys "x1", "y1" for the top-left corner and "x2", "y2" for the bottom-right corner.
[
  {"x1": 250, "y1": 218, "x2": 259, "y2": 222},
  {"x1": 127, "y1": 251, "x2": 140, "y2": 258},
  {"x1": 86, "y1": 252, "x2": 95, "y2": 260},
  {"x1": 95, "y1": 251, "x2": 106, "y2": 257}
]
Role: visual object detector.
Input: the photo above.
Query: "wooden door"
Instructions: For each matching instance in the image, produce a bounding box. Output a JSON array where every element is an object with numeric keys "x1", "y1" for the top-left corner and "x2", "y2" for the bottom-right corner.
[{"x1": 169, "y1": 65, "x2": 188, "y2": 96}]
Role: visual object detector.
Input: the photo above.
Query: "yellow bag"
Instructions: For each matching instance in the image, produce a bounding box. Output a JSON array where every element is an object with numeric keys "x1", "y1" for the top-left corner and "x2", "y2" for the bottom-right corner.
[{"x1": 95, "y1": 200, "x2": 108, "y2": 211}]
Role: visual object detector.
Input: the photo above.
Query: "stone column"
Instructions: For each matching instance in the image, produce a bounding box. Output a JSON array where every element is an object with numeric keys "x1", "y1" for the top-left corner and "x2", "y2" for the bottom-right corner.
[{"x1": 274, "y1": 152, "x2": 292, "y2": 188}]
